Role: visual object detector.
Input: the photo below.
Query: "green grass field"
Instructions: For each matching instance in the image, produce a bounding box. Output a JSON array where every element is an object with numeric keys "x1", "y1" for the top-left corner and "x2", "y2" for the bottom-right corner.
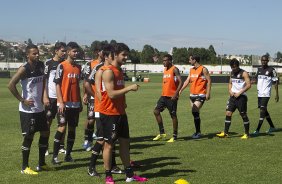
[{"x1": 1, "y1": 75, "x2": 282, "y2": 184}]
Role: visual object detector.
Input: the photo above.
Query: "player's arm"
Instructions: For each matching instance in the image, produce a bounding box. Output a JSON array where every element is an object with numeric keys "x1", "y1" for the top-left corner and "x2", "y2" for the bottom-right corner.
[
  {"x1": 95, "y1": 69, "x2": 103, "y2": 102},
  {"x1": 234, "y1": 71, "x2": 251, "y2": 98},
  {"x1": 172, "y1": 67, "x2": 183, "y2": 100},
  {"x1": 43, "y1": 64, "x2": 50, "y2": 106},
  {"x1": 228, "y1": 77, "x2": 233, "y2": 97},
  {"x1": 8, "y1": 66, "x2": 25, "y2": 103},
  {"x1": 203, "y1": 67, "x2": 211, "y2": 100},
  {"x1": 251, "y1": 71, "x2": 258, "y2": 84},
  {"x1": 274, "y1": 80, "x2": 279, "y2": 102},
  {"x1": 179, "y1": 73, "x2": 190, "y2": 95},
  {"x1": 54, "y1": 64, "x2": 64, "y2": 113},
  {"x1": 102, "y1": 69, "x2": 139, "y2": 99}
]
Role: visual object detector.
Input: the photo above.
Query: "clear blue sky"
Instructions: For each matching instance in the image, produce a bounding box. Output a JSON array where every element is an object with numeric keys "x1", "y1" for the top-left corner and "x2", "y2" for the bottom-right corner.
[{"x1": 1, "y1": 0, "x2": 282, "y2": 56}]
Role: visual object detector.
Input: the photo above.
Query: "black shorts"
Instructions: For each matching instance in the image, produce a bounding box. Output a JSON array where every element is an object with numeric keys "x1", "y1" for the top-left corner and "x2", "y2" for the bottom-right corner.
[
  {"x1": 258, "y1": 97, "x2": 270, "y2": 108},
  {"x1": 57, "y1": 108, "x2": 80, "y2": 127},
  {"x1": 95, "y1": 112, "x2": 103, "y2": 140},
  {"x1": 226, "y1": 95, "x2": 248, "y2": 113},
  {"x1": 87, "y1": 99, "x2": 95, "y2": 120},
  {"x1": 190, "y1": 95, "x2": 206, "y2": 104},
  {"x1": 155, "y1": 96, "x2": 178, "y2": 116},
  {"x1": 45, "y1": 98, "x2": 57, "y2": 120},
  {"x1": 100, "y1": 113, "x2": 129, "y2": 142},
  {"x1": 20, "y1": 111, "x2": 48, "y2": 135}
]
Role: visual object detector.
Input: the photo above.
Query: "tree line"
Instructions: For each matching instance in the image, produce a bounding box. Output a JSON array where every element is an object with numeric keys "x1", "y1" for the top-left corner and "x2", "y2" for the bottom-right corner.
[{"x1": 1, "y1": 38, "x2": 282, "y2": 65}]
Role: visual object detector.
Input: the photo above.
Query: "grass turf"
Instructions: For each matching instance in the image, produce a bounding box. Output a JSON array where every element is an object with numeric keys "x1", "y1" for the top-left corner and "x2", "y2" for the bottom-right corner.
[{"x1": 0, "y1": 75, "x2": 282, "y2": 184}]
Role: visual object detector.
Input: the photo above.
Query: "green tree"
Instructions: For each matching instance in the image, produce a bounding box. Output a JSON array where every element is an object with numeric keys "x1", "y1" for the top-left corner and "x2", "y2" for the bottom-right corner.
[
  {"x1": 140, "y1": 44, "x2": 156, "y2": 63},
  {"x1": 129, "y1": 49, "x2": 140, "y2": 63},
  {"x1": 172, "y1": 47, "x2": 189, "y2": 64}
]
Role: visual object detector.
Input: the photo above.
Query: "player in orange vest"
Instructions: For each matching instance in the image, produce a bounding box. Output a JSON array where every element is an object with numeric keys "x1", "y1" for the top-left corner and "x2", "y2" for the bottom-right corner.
[
  {"x1": 52, "y1": 42, "x2": 83, "y2": 164},
  {"x1": 81, "y1": 45, "x2": 104, "y2": 151},
  {"x1": 179, "y1": 55, "x2": 211, "y2": 139},
  {"x1": 100, "y1": 43, "x2": 147, "y2": 183},
  {"x1": 153, "y1": 54, "x2": 183, "y2": 143}
]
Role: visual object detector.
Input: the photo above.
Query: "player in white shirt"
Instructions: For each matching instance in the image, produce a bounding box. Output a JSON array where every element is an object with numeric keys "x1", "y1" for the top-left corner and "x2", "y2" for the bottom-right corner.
[
  {"x1": 216, "y1": 59, "x2": 251, "y2": 139},
  {"x1": 253, "y1": 55, "x2": 279, "y2": 135}
]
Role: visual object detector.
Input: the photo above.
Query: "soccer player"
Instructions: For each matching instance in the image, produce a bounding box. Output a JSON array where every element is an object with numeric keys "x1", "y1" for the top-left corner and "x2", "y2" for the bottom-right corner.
[
  {"x1": 82, "y1": 44, "x2": 104, "y2": 151},
  {"x1": 216, "y1": 58, "x2": 251, "y2": 139},
  {"x1": 252, "y1": 55, "x2": 279, "y2": 135},
  {"x1": 85, "y1": 43, "x2": 122, "y2": 176},
  {"x1": 99, "y1": 43, "x2": 147, "y2": 183},
  {"x1": 43, "y1": 42, "x2": 67, "y2": 156},
  {"x1": 52, "y1": 42, "x2": 83, "y2": 164},
  {"x1": 153, "y1": 54, "x2": 183, "y2": 142},
  {"x1": 179, "y1": 55, "x2": 211, "y2": 139},
  {"x1": 8, "y1": 44, "x2": 53, "y2": 174}
]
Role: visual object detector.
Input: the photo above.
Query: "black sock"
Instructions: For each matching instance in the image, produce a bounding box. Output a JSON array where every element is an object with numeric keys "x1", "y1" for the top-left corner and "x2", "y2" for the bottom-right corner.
[
  {"x1": 224, "y1": 116, "x2": 231, "y2": 134},
  {"x1": 242, "y1": 116, "x2": 250, "y2": 135},
  {"x1": 158, "y1": 122, "x2": 165, "y2": 134},
  {"x1": 84, "y1": 129, "x2": 89, "y2": 141},
  {"x1": 125, "y1": 166, "x2": 134, "y2": 178},
  {"x1": 53, "y1": 131, "x2": 63, "y2": 158},
  {"x1": 111, "y1": 145, "x2": 117, "y2": 168},
  {"x1": 66, "y1": 130, "x2": 75, "y2": 155},
  {"x1": 105, "y1": 170, "x2": 112, "y2": 177},
  {"x1": 89, "y1": 142, "x2": 103, "y2": 168},
  {"x1": 22, "y1": 136, "x2": 33, "y2": 170},
  {"x1": 192, "y1": 112, "x2": 201, "y2": 133},
  {"x1": 87, "y1": 123, "x2": 94, "y2": 142},
  {"x1": 38, "y1": 136, "x2": 48, "y2": 166},
  {"x1": 173, "y1": 130, "x2": 177, "y2": 139},
  {"x1": 265, "y1": 111, "x2": 275, "y2": 128}
]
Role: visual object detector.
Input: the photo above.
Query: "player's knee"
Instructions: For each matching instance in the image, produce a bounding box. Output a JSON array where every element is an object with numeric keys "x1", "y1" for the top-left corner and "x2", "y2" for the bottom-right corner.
[
  {"x1": 170, "y1": 111, "x2": 177, "y2": 118},
  {"x1": 260, "y1": 107, "x2": 267, "y2": 115},
  {"x1": 153, "y1": 109, "x2": 160, "y2": 116},
  {"x1": 240, "y1": 112, "x2": 249, "y2": 122},
  {"x1": 226, "y1": 111, "x2": 232, "y2": 116},
  {"x1": 87, "y1": 121, "x2": 94, "y2": 130},
  {"x1": 88, "y1": 111, "x2": 95, "y2": 122}
]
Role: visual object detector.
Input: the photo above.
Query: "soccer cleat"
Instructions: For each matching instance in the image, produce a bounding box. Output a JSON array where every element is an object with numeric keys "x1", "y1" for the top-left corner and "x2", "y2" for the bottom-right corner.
[
  {"x1": 252, "y1": 130, "x2": 260, "y2": 136},
  {"x1": 105, "y1": 176, "x2": 115, "y2": 184},
  {"x1": 125, "y1": 175, "x2": 148, "y2": 182},
  {"x1": 153, "y1": 134, "x2": 166, "y2": 141},
  {"x1": 51, "y1": 157, "x2": 61, "y2": 165},
  {"x1": 45, "y1": 150, "x2": 49, "y2": 156},
  {"x1": 88, "y1": 167, "x2": 100, "y2": 177},
  {"x1": 83, "y1": 141, "x2": 92, "y2": 151},
  {"x1": 64, "y1": 154, "x2": 74, "y2": 162},
  {"x1": 216, "y1": 132, "x2": 228, "y2": 138},
  {"x1": 36, "y1": 164, "x2": 55, "y2": 171},
  {"x1": 192, "y1": 133, "x2": 202, "y2": 139},
  {"x1": 21, "y1": 167, "x2": 38, "y2": 175},
  {"x1": 59, "y1": 148, "x2": 66, "y2": 154},
  {"x1": 241, "y1": 134, "x2": 249, "y2": 140},
  {"x1": 167, "y1": 137, "x2": 175, "y2": 143},
  {"x1": 111, "y1": 166, "x2": 124, "y2": 174},
  {"x1": 266, "y1": 127, "x2": 276, "y2": 134}
]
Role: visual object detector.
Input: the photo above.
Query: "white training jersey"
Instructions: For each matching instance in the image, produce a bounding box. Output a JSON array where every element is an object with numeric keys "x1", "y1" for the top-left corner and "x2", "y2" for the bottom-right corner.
[
  {"x1": 19, "y1": 61, "x2": 45, "y2": 113},
  {"x1": 45, "y1": 59, "x2": 60, "y2": 98},
  {"x1": 230, "y1": 69, "x2": 247, "y2": 96},
  {"x1": 256, "y1": 66, "x2": 278, "y2": 97}
]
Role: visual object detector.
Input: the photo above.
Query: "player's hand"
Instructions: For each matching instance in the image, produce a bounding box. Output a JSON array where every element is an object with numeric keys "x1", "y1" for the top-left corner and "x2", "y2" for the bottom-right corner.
[
  {"x1": 275, "y1": 95, "x2": 279, "y2": 102},
  {"x1": 171, "y1": 94, "x2": 178, "y2": 100},
  {"x1": 43, "y1": 98, "x2": 50, "y2": 106},
  {"x1": 206, "y1": 94, "x2": 210, "y2": 101},
  {"x1": 82, "y1": 94, "x2": 88, "y2": 105},
  {"x1": 24, "y1": 99, "x2": 35, "y2": 107},
  {"x1": 129, "y1": 84, "x2": 139, "y2": 91},
  {"x1": 58, "y1": 103, "x2": 65, "y2": 114}
]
